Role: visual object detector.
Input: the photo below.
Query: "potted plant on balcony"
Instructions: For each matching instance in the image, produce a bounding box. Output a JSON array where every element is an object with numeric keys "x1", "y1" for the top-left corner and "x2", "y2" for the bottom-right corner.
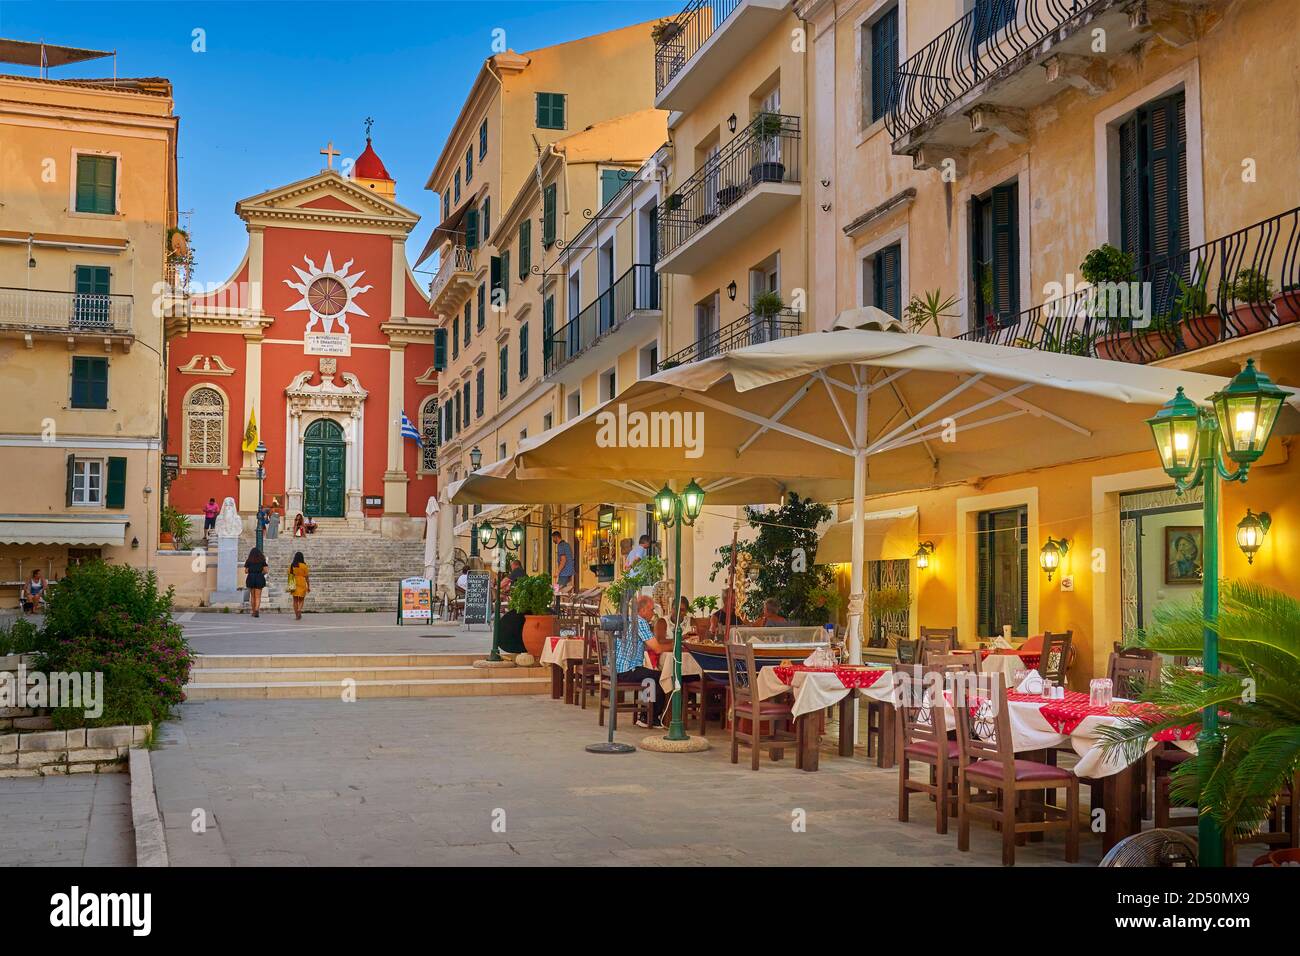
[
  {"x1": 508, "y1": 573, "x2": 558, "y2": 658},
  {"x1": 749, "y1": 112, "x2": 786, "y2": 185},
  {"x1": 1274, "y1": 281, "x2": 1300, "y2": 325},
  {"x1": 904, "y1": 289, "x2": 959, "y2": 335},
  {"x1": 716, "y1": 182, "x2": 744, "y2": 209},
  {"x1": 1174, "y1": 264, "x2": 1220, "y2": 348},
  {"x1": 1227, "y1": 267, "x2": 1275, "y2": 334},
  {"x1": 664, "y1": 191, "x2": 683, "y2": 212},
  {"x1": 650, "y1": 19, "x2": 682, "y2": 45}
]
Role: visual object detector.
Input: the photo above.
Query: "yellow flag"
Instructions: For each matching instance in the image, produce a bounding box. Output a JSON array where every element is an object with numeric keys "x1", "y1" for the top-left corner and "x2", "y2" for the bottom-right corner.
[{"x1": 242, "y1": 407, "x2": 259, "y2": 453}]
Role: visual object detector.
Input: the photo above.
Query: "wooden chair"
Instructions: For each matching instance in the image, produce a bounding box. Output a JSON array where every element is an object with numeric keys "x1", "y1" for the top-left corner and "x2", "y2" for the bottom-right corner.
[
  {"x1": 895, "y1": 638, "x2": 920, "y2": 664},
  {"x1": 894, "y1": 664, "x2": 959, "y2": 834},
  {"x1": 1107, "y1": 651, "x2": 1161, "y2": 700},
  {"x1": 574, "y1": 622, "x2": 601, "y2": 709},
  {"x1": 1039, "y1": 630, "x2": 1073, "y2": 685},
  {"x1": 725, "y1": 640, "x2": 799, "y2": 771},
  {"x1": 595, "y1": 629, "x2": 649, "y2": 728},
  {"x1": 954, "y1": 679, "x2": 1080, "y2": 866},
  {"x1": 919, "y1": 627, "x2": 956, "y2": 663},
  {"x1": 928, "y1": 650, "x2": 980, "y2": 674}
]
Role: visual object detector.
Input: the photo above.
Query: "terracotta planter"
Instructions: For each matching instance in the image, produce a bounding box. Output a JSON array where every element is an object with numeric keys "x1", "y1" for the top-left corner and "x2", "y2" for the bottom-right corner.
[
  {"x1": 1229, "y1": 302, "x2": 1273, "y2": 334},
  {"x1": 1179, "y1": 312, "x2": 1223, "y2": 349},
  {"x1": 1272, "y1": 289, "x2": 1300, "y2": 324},
  {"x1": 1096, "y1": 329, "x2": 1173, "y2": 363},
  {"x1": 521, "y1": 614, "x2": 557, "y2": 658},
  {"x1": 1253, "y1": 847, "x2": 1300, "y2": 866}
]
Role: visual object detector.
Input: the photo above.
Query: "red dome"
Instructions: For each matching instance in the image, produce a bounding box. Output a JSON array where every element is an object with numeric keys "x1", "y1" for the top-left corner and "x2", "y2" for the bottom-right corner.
[{"x1": 353, "y1": 138, "x2": 392, "y2": 181}]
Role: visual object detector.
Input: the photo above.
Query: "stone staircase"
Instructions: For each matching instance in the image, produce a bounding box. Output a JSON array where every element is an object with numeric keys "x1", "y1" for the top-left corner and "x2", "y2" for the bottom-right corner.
[
  {"x1": 185, "y1": 652, "x2": 550, "y2": 700},
  {"x1": 251, "y1": 521, "x2": 428, "y2": 612}
]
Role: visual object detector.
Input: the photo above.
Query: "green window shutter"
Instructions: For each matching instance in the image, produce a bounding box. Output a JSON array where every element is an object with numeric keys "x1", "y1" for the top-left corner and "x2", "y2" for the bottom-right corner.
[
  {"x1": 479, "y1": 119, "x2": 488, "y2": 159},
  {"x1": 481, "y1": 197, "x2": 490, "y2": 242},
  {"x1": 870, "y1": 6, "x2": 899, "y2": 123},
  {"x1": 490, "y1": 255, "x2": 503, "y2": 309},
  {"x1": 105, "y1": 456, "x2": 127, "y2": 509},
  {"x1": 518, "y1": 220, "x2": 531, "y2": 276},
  {"x1": 976, "y1": 511, "x2": 992, "y2": 636},
  {"x1": 1141, "y1": 91, "x2": 1188, "y2": 266},
  {"x1": 500, "y1": 251, "x2": 510, "y2": 303},
  {"x1": 536, "y1": 92, "x2": 565, "y2": 129},
  {"x1": 452, "y1": 317, "x2": 460, "y2": 358},
  {"x1": 466, "y1": 147, "x2": 473, "y2": 183},
  {"x1": 519, "y1": 323, "x2": 529, "y2": 380},
  {"x1": 464, "y1": 208, "x2": 479, "y2": 250},
  {"x1": 434, "y1": 328, "x2": 448, "y2": 370},
  {"x1": 76, "y1": 155, "x2": 116, "y2": 214},
  {"x1": 75, "y1": 265, "x2": 110, "y2": 294},
  {"x1": 600, "y1": 169, "x2": 626, "y2": 208},
  {"x1": 542, "y1": 295, "x2": 554, "y2": 366},
  {"x1": 454, "y1": 170, "x2": 461, "y2": 203},
  {"x1": 71, "y1": 356, "x2": 108, "y2": 409},
  {"x1": 873, "y1": 244, "x2": 901, "y2": 320},
  {"x1": 542, "y1": 184, "x2": 557, "y2": 247},
  {"x1": 990, "y1": 182, "x2": 1019, "y2": 323},
  {"x1": 499, "y1": 345, "x2": 508, "y2": 397},
  {"x1": 463, "y1": 301, "x2": 472, "y2": 343},
  {"x1": 1017, "y1": 506, "x2": 1029, "y2": 637},
  {"x1": 1118, "y1": 116, "x2": 1140, "y2": 262},
  {"x1": 66, "y1": 454, "x2": 75, "y2": 507},
  {"x1": 475, "y1": 370, "x2": 484, "y2": 416}
]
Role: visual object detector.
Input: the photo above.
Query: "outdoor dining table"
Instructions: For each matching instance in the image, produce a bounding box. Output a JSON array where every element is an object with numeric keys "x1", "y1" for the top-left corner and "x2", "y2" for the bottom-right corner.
[
  {"x1": 756, "y1": 664, "x2": 892, "y2": 772},
  {"x1": 538, "y1": 635, "x2": 585, "y2": 702},
  {"x1": 977, "y1": 649, "x2": 1041, "y2": 687}
]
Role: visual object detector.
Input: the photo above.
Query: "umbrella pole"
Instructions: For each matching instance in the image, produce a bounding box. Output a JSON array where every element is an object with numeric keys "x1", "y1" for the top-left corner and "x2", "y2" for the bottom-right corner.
[{"x1": 724, "y1": 529, "x2": 738, "y2": 645}]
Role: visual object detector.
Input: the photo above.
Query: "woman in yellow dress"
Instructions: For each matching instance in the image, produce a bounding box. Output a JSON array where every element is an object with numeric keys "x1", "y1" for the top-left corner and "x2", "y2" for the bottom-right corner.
[{"x1": 288, "y1": 551, "x2": 311, "y2": 620}]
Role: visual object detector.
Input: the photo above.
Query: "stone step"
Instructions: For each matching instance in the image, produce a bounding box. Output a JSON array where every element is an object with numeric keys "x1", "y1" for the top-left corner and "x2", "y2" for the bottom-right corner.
[
  {"x1": 183, "y1": 676, "x2": 550, "y2": 700},
  {"x1": 194, "y1": 652, "x2": 484, "y2": 668},
  {"x1": 189, "y1": 665, "x2": 551, "y2": 683}
]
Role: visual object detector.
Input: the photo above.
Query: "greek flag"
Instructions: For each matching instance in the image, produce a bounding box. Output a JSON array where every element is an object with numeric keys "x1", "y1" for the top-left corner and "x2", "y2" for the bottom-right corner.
[{"x1": 400, "y1": 410, "x2": 422, "y2": 447}]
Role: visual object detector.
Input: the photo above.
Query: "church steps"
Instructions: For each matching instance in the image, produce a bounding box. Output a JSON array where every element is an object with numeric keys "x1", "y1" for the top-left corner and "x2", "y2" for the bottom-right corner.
[
  {"x1": 183, "y1": 677, "x2": 549, "y2": 701},
  {"x1": 189, "y1": 665, "x2": 550, "y2": 683},
  {"x1": 194, "y1": 653, "x2": 482, "y2": 668}
]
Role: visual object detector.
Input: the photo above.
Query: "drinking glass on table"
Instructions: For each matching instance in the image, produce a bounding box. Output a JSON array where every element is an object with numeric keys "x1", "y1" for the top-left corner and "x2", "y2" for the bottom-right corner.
[
  {"x1": 1012, "y1": 668, "x2": 1027, "y2": 688},
  {"x1": 1089, "y1": 678, "x2": 1114, "y2": 708}
]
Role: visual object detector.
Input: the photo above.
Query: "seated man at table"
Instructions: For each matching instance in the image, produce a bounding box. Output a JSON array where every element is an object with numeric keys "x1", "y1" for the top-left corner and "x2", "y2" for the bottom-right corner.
[
  {"x1": 619, "y1": 595, "x2": 673, "y2": 728},
  {"x1": 754, "y1": 598, "x2": 792, "y2": 627}
]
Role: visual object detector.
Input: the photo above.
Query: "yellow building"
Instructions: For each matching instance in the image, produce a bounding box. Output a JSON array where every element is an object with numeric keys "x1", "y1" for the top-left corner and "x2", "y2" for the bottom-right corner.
[
  {"x1": 789, "y1": 0, "x2": 1300, "y2": 683},
  {"x1": 0, "y1": 51, "x2": 181, "y2": 600},
  {"x1": 420, "y1": 24, "x2": 666, "y2": 581}
]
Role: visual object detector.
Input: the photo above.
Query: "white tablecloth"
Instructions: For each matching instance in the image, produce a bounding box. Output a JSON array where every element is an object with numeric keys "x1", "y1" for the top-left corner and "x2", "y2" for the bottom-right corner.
[
  {"x1": 538, "y1": 636, "x2": 584, "y2": 669},
  {"x1": 658, "y1": 650, "x2": 704, "y2": 692},
  {"x1": 981, "y1": 653, "x2": 1031, "y2": 687},
  {"x1": 755, "y1": 667, "x2": 895, "y2": 718}
]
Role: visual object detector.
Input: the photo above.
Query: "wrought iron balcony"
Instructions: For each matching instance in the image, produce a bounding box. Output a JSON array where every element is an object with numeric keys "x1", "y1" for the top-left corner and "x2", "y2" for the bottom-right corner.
[
  {"x1": 0, "y1": 287, "x2": 133, "y2": 336},
  {"x1": 545, "y1": 264, "x2": 660, "y2": 377},
  {"x1": 429, "y1": 244, "x2": 475, "y2": 313},
  {"x1": 656, "y1": 113, "x2": 800, "y2": 273},
  {"x1": 886, "y1": 0, "x2": 1136, "y2": 150},
  {"x1": 660, "y1": 308, "x2": 802, "y2": 367},
  {"x1": 957, "y1": 207, "x2": 1300, "y2": 364}
]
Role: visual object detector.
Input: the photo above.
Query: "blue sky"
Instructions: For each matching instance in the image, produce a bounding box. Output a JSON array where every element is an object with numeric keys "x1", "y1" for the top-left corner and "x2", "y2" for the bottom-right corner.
[{"x1": 1, "y1": 0, "x2": 677, "y2": 286}]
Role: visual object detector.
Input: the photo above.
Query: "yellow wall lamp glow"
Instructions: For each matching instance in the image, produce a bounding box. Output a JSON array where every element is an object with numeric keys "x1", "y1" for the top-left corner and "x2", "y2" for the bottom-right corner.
[
  {"x1": 1236, "y1": 509, "x2": 1271, "y2": 564},
  {"x1": 914, "y1": 541, "x2": 935, "y2": 570},
  {"x1": 1039, "y1": 536, "x2": 1070, "y2": 582}
]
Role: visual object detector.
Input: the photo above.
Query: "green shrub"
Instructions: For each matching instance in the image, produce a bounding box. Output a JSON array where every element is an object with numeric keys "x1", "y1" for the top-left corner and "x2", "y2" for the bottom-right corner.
[
  {"x1": 0, "y1": 617, "x2": 42, "y2": 656},
  {"x1": 1079, "y1": 244, "x2": 1135, "y2": 285},
  {"x1": 507, "y1": 573, "x2": 555, "y2": 616},
  {"x1": 1229, "y1": 268, "x2": 1273, "y2": 304}
]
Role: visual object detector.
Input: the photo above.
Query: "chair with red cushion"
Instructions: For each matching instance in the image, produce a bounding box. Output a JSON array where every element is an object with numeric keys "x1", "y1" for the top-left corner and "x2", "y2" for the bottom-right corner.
[
  {"x1": 595, "y1": 629, "x2": 649, "y2": 728},
  {"x1": 894, "y1": 664, "x2": 959, "y2": 834},
  {"x1": 725, "y1": 640, "x2": 799, "y2": 771},
  {"x1": 1039, "y1": 630, "x2": 1073, "y2": 685},
  {"x1": 954, "y1": 679, "x2": 1079, "y2": 865}
]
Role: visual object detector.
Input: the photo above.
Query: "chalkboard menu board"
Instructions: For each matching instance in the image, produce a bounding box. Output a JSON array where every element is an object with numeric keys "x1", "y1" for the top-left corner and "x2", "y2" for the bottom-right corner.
[{"x1": 463, "y1": 571, "x2": 491, "y2": 626}]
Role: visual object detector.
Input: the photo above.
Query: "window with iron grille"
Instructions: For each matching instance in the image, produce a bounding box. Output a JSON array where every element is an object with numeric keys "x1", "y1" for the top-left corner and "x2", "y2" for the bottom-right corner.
[{"x1": 420, "y1": 398, "x2": 439, "y2": 472}]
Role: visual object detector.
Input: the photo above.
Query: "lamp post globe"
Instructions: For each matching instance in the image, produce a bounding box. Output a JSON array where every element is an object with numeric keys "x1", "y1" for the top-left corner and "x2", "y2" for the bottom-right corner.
[
  {"x1": 1146, "y1": 387, "x2": 1201, "y2": 481},
  {"x1": 1210, "y1": 359, "x2": 1287, "y2": 467},
  {"x1": 469, "y1": 445, "x2": 483, "y2": 471}
]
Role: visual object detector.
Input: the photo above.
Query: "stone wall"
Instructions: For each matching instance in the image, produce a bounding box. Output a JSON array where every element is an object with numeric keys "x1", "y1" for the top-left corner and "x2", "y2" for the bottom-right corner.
[{"x1": 0, "y1": 725, "x2": 150, "y2": 777}]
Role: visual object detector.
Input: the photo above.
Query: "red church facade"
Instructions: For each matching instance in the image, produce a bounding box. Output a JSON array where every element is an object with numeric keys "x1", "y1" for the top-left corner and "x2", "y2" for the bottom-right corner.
[{"x1": 166, "y1": 141, "x2": 441, "y2": 536}]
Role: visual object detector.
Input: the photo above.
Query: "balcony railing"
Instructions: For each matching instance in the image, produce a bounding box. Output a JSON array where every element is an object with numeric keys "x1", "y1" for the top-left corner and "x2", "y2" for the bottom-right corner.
[
  {"x1": 661, "y1": 308, "x2": 802, "y2": 367},
  {"x1": 430, "y1": 244, "x2": 473, "y2": 302},
  {"x1": 0, "y1": 287, "x2": 133, "y2": 335},
  {"x1": 654, "y1": 0, "x2": 742, "y2": 94},
  {"x1": 545, "y1": 264, "x2": 659, "y2": 377},
  {"x1": 957, "y1": 207, "x2": 1300, "y2": 364},
  {"x1": 656, "y1": 113, "x2": 800, "y2": 261},
  {"x1": 887, "y1": 0, "x2": 1107, "y2": 142}
]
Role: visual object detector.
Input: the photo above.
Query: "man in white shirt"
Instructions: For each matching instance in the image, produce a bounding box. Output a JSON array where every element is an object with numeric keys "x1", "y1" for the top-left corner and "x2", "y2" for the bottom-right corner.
[{"x1": 624, "y1": 534, "x2": 651, "y2": 571}]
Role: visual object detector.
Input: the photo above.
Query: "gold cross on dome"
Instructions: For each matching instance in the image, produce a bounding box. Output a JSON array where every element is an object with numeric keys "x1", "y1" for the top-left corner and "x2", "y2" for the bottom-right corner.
[{"x1": 320, "y1": 140, "x2": 340, "y2": 170}]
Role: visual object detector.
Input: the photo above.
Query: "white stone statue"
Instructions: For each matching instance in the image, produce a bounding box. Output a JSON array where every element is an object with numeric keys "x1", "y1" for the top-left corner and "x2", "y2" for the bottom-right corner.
[{"x1": 215, "y1": 496, "x2": 242, "y2": 538}]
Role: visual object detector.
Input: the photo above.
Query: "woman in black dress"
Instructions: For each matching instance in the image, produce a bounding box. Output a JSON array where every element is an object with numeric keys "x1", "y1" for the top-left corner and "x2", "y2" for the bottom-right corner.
[{"x1": 245, "y1": 546, "x2": 269, "y2": 617}]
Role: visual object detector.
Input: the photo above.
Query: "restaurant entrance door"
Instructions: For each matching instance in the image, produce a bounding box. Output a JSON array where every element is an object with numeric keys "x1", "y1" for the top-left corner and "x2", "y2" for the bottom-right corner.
[
  {"x1": 866, "y1": 558, "x2": 910, "y2": 647},
  {"x1": 1118, "y1": 486, "x2": 1203, "y2": 643}
]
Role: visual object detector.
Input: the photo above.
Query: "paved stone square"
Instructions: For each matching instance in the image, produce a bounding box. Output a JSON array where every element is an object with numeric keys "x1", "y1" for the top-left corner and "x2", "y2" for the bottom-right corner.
[
  {"x1": 150, "y1": 693, "x2": 1104, "y2": 867},
  {"x1": 0, "y1": 773, "x2": 134, "y2": 867},
  {"x1": 177, "y1": 610, "x2": 494, "y2": 656}
]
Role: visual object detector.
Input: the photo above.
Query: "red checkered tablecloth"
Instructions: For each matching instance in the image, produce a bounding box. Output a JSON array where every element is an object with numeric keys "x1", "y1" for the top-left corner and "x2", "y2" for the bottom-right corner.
[
  {"x1": 1007, "y1": 689, "x2": 1198, "y2": 740},
  {"x1": 772, "y1": 665, "x2": 888, "y2": 690},
  {"x1": 980, "y1": 649, "x2": 1040, "y2": 669}
]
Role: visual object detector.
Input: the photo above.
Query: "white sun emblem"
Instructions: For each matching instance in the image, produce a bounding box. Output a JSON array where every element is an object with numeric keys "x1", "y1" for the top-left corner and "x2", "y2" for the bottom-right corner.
[{"x1": 283, "y1": 252, "x2": 372, "y2": 334}]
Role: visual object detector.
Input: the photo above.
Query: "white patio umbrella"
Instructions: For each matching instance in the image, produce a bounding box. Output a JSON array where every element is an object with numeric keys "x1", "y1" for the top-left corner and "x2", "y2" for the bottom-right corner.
[
  {"x1": 422, "y1": 495, "x2": 439, "y2": 584},
  {"x1": 450, "y1": 311, "x2": 1263, "y2": 666}
]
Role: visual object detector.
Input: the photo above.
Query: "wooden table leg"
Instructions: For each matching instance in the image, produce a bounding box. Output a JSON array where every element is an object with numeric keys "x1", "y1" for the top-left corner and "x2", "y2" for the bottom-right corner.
[
  {"x1": 563, "y1": 661, "x2": 577, "y2": 704},
  {"x1": 549, "y1": 663, "x2": 564, "y2": 700},
  {"x1": 1101, "y1": 763, "x2": 1143, "y2": 852},
  {"x1": 838, "y1": 692, "x2": 855, "y2": 758},
  {"x1": 798, "y1": 714, "x2": 820, "y2": 772},
  {"x1": 877, "y1": 704, "x2": 897, "y2": 769}
]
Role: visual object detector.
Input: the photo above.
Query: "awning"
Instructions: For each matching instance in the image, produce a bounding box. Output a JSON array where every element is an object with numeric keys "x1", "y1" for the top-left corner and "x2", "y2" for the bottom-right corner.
[
  {"x1": 452, "y1": 502, "x2": 534, "y2": 538},
  {"x1": 413, "y1": 191, "x2": 480, "y2": 267},
  {"x1": 817, "y1": 506, "x2": 917, "y2": 564},
  {"x1": 0, "y1": 516, "x2": 129, "y2": 547}
]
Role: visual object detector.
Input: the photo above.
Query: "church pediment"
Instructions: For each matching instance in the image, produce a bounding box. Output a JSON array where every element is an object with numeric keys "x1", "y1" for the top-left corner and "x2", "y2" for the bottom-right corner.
[
  {"x1": 284, "y1": 360, "x2": 369, "y2": 417},
  {"x1": 237, "y1": 170, "x2": 419, "y2": 231}
]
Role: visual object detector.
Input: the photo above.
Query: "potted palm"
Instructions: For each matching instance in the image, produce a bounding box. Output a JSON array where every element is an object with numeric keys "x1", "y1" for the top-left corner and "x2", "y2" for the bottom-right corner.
[
  {"x1": 904, "y1": 289, "x2": 959, "y2": 335},
  {"x1": 749, "y1": 112, "x2": 786, "y2": 185},
  {"x1": 1227, "y1": 267, "x2": 1274, "y2": 334},
  {"x1": 159, "y1": 505, "x2": 191, "y2": 551},
  {"x1": 1100, "y1": 581, "x2": 1300, "y2": 856},
  {"x1": 508, "y1": 573, "x2": 557, "y2": 658}
]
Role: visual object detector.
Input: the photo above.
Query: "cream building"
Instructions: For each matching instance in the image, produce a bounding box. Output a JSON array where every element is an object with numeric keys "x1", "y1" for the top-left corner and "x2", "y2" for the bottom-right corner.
[
  {"x1": 421, "y1": 24, "x2": 666, "y2": 581},
  {"x1": 0, "y1": 57, "x2": 181, "y2": 601}
]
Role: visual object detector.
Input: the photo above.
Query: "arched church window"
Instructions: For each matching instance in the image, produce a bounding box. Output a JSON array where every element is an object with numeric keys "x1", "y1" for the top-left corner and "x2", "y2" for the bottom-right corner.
[
  {"x1": 184, "y1": 386, "x2": 226, "y2": 468},
  {"x1": 420, "y1": 397, "x2": 439, "y2": 473}
]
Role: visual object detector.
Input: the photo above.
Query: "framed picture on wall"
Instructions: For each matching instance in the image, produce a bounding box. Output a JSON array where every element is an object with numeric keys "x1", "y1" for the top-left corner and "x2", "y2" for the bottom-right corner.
[{"x1": 1165, "y1": 526, "x2": 1203, "y2": 584}]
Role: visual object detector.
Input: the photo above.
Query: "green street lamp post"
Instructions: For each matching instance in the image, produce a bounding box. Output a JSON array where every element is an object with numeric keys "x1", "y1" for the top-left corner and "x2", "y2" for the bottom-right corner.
[
  {"x1": 1145, "y1": 360, "x2": 1287, "y2": 866},
  {"x1": 254, "y1": 441, "x2": 268, "y2": 552},
  {"x1": 477, "y1": 521, "x2": 525, "y2": 662},
  {"x1": 654, "y1": 478, "x2": 706, "y2": 742}
]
